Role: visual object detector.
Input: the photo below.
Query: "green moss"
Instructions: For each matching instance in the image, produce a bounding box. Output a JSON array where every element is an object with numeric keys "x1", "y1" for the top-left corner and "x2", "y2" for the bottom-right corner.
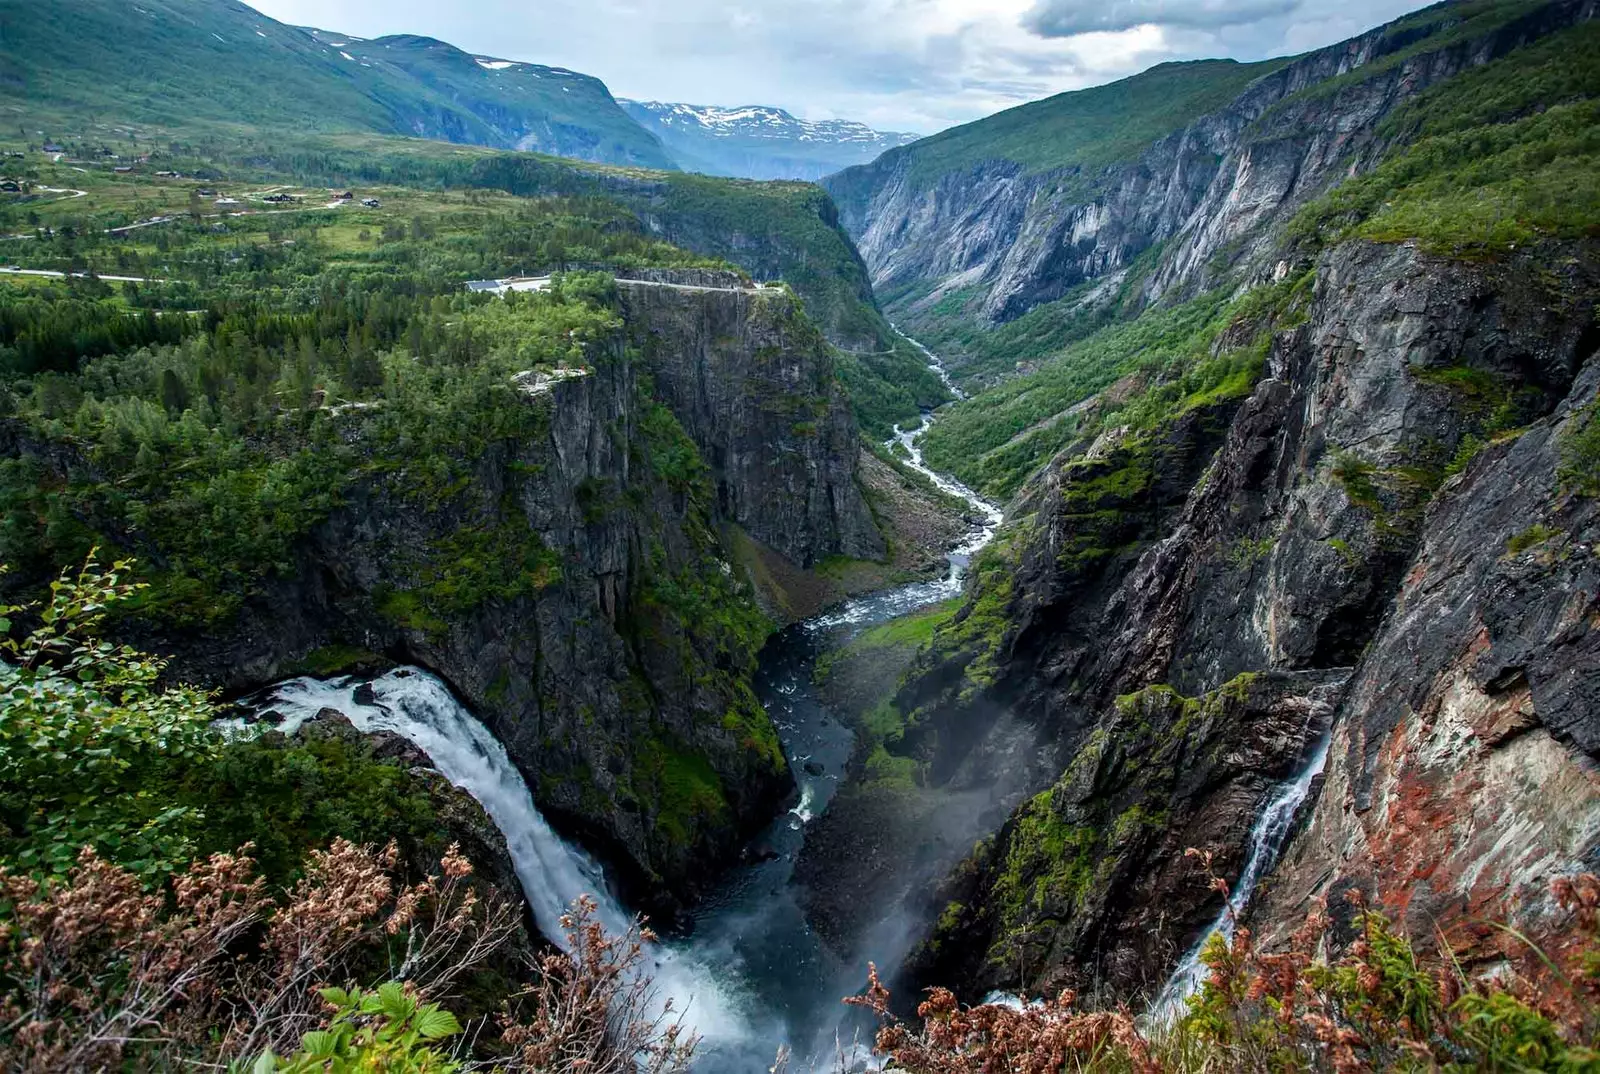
[
  {"x1": 992, "y1": 787, "x2": 1099, "y2": 932},
  {"x1": 373, "y1": 587, "x2": 449, "y2": 638},
  {"x1": 639, "y1": 740, "x2": 730, "y2": 850},
  {"x1": 1506, "y1": 523, "x2": 1558, "y2": 556},
  {"x1": 1559, "y1": 401, "x2": 1600, "y2": 498},
  {"x1": 294, "y1": 644, "x2": 386, "y2": 677}
]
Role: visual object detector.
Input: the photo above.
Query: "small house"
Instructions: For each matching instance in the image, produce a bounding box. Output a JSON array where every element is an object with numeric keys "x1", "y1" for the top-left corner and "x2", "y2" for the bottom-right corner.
[
  {"x1": 0, "y1": 181, "x2": 19, "y2": 193},
  {"x1": 195, "y1": 188, "x2": 218, "y2": 197},
  {"x1": 41, "y1": 143, "x2": 64, "y2": 154},
  {"x1": 334, "y1": 191, "x2": 354, "y2": 200},
  {"x1": 361, "y1": 197, "x2": 380, "y2": 208}
]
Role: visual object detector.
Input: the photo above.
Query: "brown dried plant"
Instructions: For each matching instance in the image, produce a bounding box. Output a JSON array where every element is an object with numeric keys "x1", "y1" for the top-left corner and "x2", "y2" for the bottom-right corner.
[
  {"x1": 496, "y1": 894, "x2": 697, "y2": 1074},
  {"x1": 841, "y1": 857, "x2": 1600, "y2": 1074},
  {"x1": 0, "y1": 838, "x2": 517, "y2": 1072}
]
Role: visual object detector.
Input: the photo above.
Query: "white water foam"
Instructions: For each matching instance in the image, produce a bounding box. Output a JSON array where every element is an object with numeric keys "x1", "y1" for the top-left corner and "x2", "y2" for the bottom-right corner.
[
  {"x1": 1147, "y1": 725, "x2": 1334, "y2": 1023},
  {"x1": 243, "y1": 668, "x2": 751, "y2": 1049},
  {"x1": 807, "y1": 331, "x2": 1002, "y2": 634}
]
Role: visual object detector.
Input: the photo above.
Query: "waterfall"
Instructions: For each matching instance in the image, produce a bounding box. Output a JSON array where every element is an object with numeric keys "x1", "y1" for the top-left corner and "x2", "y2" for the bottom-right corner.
[
  {"x1": 1147, "y1": 727, "x2": 1333, "y2": 1023},
  {"x1": 246, "y1": 668, "x2": 748, "y2": 1047}
]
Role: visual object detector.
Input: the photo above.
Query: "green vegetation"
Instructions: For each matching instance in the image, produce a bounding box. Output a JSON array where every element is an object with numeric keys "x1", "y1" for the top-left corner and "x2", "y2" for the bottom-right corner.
[
  {"x1": 7, "y1": 0, "x2": 672, "y2": 166},
  {"x1": 1289, "y1": 21, "x2": 1600, "y2": 257},
  {"x1": 812, "y1": 598, "x2": 962, "y2": 785},
  {"x1": 638, "y1": 741, "x2": 731, "y2": 850},
  {"x1": 1506, "y1": 523, "x2": 1557, "y2": 556},
  {"x1": 0, "y1": 555, "x2": 453, "y2": 885},
  {"x1": 0, "y1": 254, "x2": 621, "y2": 623},
  {"x1": 991, "y1": 785, "x2": 1099, "y2": 939},
  {"x1": 918, "y1": 273, "x2": 1308, "y2": 500},
  {"x1": 830, "y1": 59, "x2": 1282, "y2": 204},
  {"x1": 1560, "y1": 401, "x2": 1600, "y2": 497}
]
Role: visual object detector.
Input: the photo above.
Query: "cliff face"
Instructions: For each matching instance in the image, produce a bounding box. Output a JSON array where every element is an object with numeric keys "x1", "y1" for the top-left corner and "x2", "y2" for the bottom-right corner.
[
  {"x1": 896, "y1": 240, "x2": 1600, "y2": 1000},
  {"x1": 616, "y1": 276, "x2": 883, "y2": 567},
  {"x1": 90, "y1": 276, "x2": 880, "y2": 915},
  {"x1": 827, "y1": 0, "x2": 1596, "y2": 360}
]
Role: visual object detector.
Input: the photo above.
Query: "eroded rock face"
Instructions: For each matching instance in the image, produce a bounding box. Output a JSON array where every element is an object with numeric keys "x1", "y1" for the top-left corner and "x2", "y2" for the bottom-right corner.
[
  {"x1": 617, "y1": 277, "x2": 883, "y2": 567},
  {"x1": 827, "y1": 1, "x2": 1595, "y2": 357},
  {"x1": 77, "y1": 278, "x2": 882, "y2": 915},
  {"x1": 897, "y1": 241, "x2": 1600, "y2": 1001},
  {"x1": 1254, "y1": 361, "x2": 1600, "y2": 965}
]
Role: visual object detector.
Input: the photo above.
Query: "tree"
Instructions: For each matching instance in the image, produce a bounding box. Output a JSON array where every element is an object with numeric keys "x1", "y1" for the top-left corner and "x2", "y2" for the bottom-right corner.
[{"x1": 0, "y1": 553, "x2": 218, "y2": 878}]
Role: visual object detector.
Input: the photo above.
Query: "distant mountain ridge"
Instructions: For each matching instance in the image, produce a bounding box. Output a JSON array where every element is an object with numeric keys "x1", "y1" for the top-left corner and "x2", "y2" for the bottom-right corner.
[
  {"x1": 0, "y1": 0, "x2": 673, "y2": 167},
  {"x1": 620, "y1": 99, "x2": 920, "y2": 180}
]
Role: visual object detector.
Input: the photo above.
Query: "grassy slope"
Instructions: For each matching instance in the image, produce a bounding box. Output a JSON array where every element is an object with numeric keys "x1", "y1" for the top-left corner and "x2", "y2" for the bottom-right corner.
[
  {"x1": 0, "y1": 0, "x2": 670, "y2": 167},
  {"x1": 828, "y1": 58, "x2": 1281, "y2": 217},
  {"x1": 915, "y1": 16, "x2": 1600, "y2": 501}
]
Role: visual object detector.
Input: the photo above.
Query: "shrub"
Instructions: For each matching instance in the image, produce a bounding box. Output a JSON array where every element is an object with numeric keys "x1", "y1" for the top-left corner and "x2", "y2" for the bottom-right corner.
[{"x1": 837, "y1": 866, "x2": 1600, "y2": 1074}]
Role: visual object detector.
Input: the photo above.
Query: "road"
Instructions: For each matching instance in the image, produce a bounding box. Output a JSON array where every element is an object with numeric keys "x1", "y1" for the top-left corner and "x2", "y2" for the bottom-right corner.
[
  {"x1": 471, "y1": 275, "x2": 782, "y2": 297},
  {"x1": 0, "y1": 266, "x2": 159, "y2": 283}
]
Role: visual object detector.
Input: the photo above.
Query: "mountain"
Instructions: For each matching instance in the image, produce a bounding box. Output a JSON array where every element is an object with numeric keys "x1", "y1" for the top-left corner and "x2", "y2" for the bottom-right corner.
[
  {"x1": 0, "y1": 0, "x2": 672, "y2": 167},
  {"x1": 620, "y1": 99, "x2": 919, "y2": 180},
  {"x1": 799, "y1": 0, "x2": 1600, "y2": 1012}
]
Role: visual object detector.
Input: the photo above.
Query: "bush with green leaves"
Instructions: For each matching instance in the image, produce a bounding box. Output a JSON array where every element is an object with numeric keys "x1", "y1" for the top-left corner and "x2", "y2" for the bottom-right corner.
[
  {"x1": 259, "y1": 983, "x2": 463, "y2": 1074},
  {"x1": 0, "y1": 552, "x2": 217, "y2": 878}
]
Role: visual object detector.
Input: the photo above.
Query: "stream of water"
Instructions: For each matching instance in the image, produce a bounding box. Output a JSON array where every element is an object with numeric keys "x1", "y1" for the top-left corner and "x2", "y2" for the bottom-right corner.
[
  {"x1": 1146, "y1": 703, "x2": 1339, "y2": 1022},
  {"x1": 248, "y1": 334, "x2": 1003, "y2": 1069}
]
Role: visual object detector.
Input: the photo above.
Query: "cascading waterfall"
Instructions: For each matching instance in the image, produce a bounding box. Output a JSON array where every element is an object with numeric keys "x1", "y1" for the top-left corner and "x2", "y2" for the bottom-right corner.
[
  {"x1": 246, "y1": 669, "x2": 747, "y2": 1047},
  {"x1": 241, "y1": 328, "x2": 1004, "y2": 1069},
  {"x1": 1147, "y1": 723, "x2": 1334, "y2": 1022}
]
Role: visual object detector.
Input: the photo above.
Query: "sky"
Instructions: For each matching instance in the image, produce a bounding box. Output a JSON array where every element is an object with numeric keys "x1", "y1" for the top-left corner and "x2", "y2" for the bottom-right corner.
[{"x1": 243, "y1": 0, "x2": 1438, "y2": 134}]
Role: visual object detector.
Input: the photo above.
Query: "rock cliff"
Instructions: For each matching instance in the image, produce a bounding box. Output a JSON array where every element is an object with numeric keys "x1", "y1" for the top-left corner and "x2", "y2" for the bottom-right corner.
[
  {"x1": 827, "y1": 0, "x2": 1596, "y2": 374},
  {"x1": 890, "y1": 240, "x2": 1600, "y2": 1001},
  {"x1": 10, "y1": 275, "x2": 883, "y2": 917}
]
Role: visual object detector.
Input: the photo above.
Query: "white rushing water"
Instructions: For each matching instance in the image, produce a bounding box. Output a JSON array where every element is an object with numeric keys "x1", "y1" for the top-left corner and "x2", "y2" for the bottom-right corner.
[
  {"x1": 808, "y1": 331, "x2": 1003, "y2": 633},
  {"x1": 242, "y1": 329, "x2": 1005, "y2": 1067},
  {"x1": 247, "y1": 669, "x2": 748, "y2": 1047},
  {"x1": 1147, "y1": 726, "x2": 1334, "y2": 1022}
]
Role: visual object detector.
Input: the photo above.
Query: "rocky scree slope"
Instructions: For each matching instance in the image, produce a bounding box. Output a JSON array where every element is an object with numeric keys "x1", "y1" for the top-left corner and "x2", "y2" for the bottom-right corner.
[
  {"x1": 5, "y1": 274, "x2": 881, "y2": 917},
  {"x1": 888, "y1": 239, "x2": 1600, "y2": 1003},
  {"x1": 826, "y1": 0, "x2": 1596, "y2": 376}
]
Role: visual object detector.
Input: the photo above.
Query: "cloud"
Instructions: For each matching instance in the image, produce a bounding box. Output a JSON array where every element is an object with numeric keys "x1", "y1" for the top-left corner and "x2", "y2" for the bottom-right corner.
[
  {"x1": 242, "y1": 0, "x2": 1435, "y2": 133},
  {"x1": 1022, "y1": 0, "x2": 1299, "y2": 38}
]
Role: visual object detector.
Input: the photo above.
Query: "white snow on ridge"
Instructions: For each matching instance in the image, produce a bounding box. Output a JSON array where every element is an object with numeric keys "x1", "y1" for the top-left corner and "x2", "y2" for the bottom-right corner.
[
  {"x1": 340, "y1": 50, "x2": 355, "y2": 61},
  {"x1": 476, "y1": 58, "x2": 520, "y2": 70},
  {"x1": 624, "y1": 100, "x2": 918, "y2": 148}
]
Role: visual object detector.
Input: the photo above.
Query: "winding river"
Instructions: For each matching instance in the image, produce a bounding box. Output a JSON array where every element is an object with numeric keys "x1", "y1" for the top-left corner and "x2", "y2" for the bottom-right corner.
[{"x1": 250, "y1": 335, "x2": 1004, "y2": 1069}]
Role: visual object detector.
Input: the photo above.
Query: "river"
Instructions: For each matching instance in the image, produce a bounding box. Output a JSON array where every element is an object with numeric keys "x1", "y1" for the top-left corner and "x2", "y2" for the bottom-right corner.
[{"x1": 247, "y1": 335, "x2": 1004, "y2": 1069}]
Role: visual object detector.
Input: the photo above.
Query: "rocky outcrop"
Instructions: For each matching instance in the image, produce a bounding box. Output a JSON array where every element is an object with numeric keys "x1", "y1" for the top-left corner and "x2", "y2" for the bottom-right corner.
[
  {"x1": 894, "y1": 240, "x2": 1600, "y2": 1001},
  {"x1": 616, "y1": 275, "x2": 883, "y2": 566},
  {"x1": 72, "y1": 277, "x2": 883, "y2": 917},
  {"x1": 827, "y1": 0, "x2": 1596, "y2": 364},
  {"x1": 1253, "y1": 359, "x2": 1600, "y2": 967}
]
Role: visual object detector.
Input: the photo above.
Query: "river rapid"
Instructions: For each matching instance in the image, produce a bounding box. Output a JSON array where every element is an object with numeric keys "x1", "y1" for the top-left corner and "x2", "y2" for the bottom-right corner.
[{"x1": 247, "y1": 334, "x2": 1004, "y2": 1069}]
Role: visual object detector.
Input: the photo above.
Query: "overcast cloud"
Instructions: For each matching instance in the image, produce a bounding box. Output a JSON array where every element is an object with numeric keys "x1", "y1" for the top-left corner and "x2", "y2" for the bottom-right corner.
[{"x1": 243, "y1": 0, "x2": 1435, "y2": 134}]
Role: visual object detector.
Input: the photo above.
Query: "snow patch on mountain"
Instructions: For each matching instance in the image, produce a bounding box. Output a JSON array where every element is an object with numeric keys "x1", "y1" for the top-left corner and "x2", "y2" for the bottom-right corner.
[{"x1": 622, "y1": 101, "x2": 918, "y2": 148}]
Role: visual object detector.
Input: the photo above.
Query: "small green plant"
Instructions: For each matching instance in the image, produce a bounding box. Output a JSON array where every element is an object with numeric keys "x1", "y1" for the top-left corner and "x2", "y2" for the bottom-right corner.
[
  {"x1": 1559, "y1": 402, "x2": 1600, "y2": 498},
  {"x1": 1331, "y1": 451, "x2": 1383, "y2": 513},
  {"x1": 1507, "y1": 523, "x2": 1558, "y2": 556},
  {"x1": 256, "y1": 983, "x2": 462, "y2": 1073}
]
